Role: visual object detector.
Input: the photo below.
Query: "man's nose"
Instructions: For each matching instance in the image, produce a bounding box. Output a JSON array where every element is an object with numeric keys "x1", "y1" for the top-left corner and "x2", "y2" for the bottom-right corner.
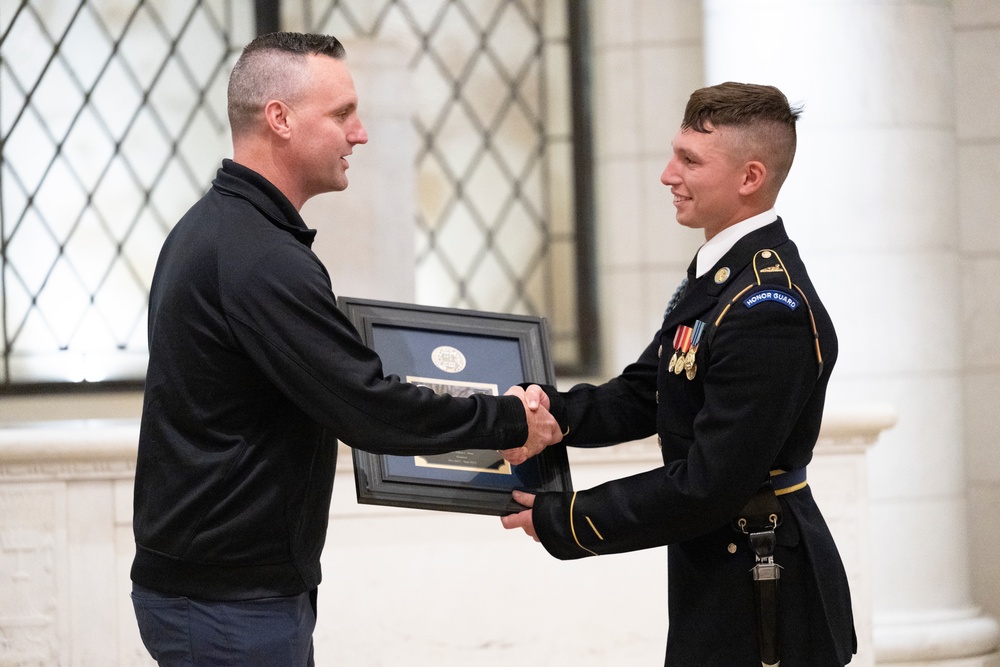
[
  {"x1": 351, "y1": 122, "x2": 369, "y2": 145},
  {"x1": 660, "y1": 162, "x2": 676, "y2": 185}
]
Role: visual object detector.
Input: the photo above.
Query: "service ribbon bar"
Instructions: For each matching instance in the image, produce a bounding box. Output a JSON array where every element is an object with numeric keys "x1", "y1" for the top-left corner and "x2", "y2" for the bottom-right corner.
[{"x1": 668, "y1": 325, "x2": 692, "y2": 373}]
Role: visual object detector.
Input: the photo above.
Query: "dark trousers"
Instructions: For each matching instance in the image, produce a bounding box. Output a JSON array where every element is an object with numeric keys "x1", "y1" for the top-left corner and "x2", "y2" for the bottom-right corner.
[{"x1": 131, "y1": 585, "x2": 317, "y2": 667}]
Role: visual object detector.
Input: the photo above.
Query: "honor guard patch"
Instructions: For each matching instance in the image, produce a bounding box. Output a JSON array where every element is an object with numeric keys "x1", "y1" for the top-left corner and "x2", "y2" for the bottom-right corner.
[{"x1": 743, "y1": 288, "x2": 799, "y2": 311}]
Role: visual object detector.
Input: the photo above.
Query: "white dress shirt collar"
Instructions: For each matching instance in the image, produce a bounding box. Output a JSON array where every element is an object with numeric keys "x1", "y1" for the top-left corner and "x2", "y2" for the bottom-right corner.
[{"x1": 695, "y1": 209, "x2": 777, "y2": 278}]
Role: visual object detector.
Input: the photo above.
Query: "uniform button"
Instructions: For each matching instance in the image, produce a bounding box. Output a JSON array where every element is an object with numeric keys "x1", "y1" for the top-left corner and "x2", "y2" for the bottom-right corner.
[
  {"x1": 655, "y1": 391, "x2": 659, "y2": 404},
  {"x1": 658, "y1": 344, "x2": 663, "y2": 359},
  {"x1": 727, "y1": 543, "x2": 738, "y2": 554}
]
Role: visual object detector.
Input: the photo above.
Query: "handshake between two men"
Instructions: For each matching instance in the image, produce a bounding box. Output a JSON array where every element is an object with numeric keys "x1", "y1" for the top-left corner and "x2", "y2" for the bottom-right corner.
[
  {"x1": 495, "y1": 383, "x2": 559, "y2": 542},
  {"x1": 497, "y1": 384, "x2": 562, "y2": 466}
]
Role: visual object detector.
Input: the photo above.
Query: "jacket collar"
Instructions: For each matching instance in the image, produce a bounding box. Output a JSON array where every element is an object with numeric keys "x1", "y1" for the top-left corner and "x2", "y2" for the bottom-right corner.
[
  {"x1": 664, "y1": 219, "x2": 791, "y2": 328},
  {"x1": 212, "y1": 159, "x2": 318, "y2": 247}
]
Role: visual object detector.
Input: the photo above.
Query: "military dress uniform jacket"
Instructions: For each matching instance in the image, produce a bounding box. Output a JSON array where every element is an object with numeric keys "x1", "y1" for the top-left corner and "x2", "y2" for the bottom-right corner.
[{"x1": 531, "y1": 220, "x2": 856, "y2": 666}]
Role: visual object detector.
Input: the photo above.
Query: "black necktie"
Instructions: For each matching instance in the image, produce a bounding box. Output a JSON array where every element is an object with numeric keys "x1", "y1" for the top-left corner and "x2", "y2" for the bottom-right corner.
[
  {"x1": 663, "y1": 249, "x2": 700, "y2": 319},
  {"x1": 664, "y1": 256, "x2": 698, "y2": 319}
]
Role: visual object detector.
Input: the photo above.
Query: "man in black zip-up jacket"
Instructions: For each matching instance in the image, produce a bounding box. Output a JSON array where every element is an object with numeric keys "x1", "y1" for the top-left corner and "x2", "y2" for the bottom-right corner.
[{"x1": 130, "y1": 32, "x2": 563, "y2": 667}]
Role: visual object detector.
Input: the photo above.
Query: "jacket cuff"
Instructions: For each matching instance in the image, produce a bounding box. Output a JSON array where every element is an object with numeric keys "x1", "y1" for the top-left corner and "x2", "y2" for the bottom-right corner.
[
  {"x1": 497, "y1": 394, "x2": 530, "y2": 449},
  {"x1": 533, "y1": 491, "x2": 595, "y2": 561}
]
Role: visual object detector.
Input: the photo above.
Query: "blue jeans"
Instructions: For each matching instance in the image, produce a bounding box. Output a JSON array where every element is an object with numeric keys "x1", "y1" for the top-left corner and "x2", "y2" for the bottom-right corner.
[{"x1": 131, "y1": 585, "x2": 316, "y2": 667}]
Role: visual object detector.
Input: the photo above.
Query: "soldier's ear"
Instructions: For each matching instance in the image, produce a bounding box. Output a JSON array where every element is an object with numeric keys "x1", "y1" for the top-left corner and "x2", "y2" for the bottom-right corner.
[{"x1": 739, "y1": 160, "x2": 767, "y2": 196}]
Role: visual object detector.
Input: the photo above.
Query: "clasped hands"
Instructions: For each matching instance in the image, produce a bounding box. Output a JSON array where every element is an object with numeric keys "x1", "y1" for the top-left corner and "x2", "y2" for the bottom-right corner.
[
  {"x1": 495, "y1": 384, "x2": 552, "y2": 542},
  {"x1": 497, "y1": 384, "x2": 562, "y2": 466}
]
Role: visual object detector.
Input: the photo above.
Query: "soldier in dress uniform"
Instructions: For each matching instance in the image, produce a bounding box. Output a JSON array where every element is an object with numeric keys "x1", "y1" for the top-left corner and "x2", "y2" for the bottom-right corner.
[{"x1": 501, "y1": 82, "x2": 856, "y2": 666}]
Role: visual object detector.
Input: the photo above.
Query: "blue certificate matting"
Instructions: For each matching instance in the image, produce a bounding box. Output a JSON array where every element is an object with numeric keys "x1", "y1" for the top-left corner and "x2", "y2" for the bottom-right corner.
[{"x1": 372, "y1": 324, "x2": 544, "y2": 491}]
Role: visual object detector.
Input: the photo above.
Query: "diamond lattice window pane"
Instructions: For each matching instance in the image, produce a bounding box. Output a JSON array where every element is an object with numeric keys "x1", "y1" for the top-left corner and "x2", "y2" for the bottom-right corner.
[
  {"x1": 465, "y1": 153, "x2": 510, "y2": 224},
  {"x1": 463, "y1": 56, "x2": 508, "y2": 128},
  {"x1": 489, "y1": 4, "x2": 540, "y2": 81},
  {"x1": 149, "y1": 160, "x2": 206, "y2": 228},
  {"x1": 150, "y1": 58, "x2": 203, "y2": 138},
  {"x1": 92, "y1": 156, "x2": 147, "y2": 238},
  {"x1": 3, "y1": 8, "x2": 50, "y2": 89},
  {"x1": 33, "y1": 59, "x2": 85, "y2": 140},
  {"x1": 7, "y1": 299, "x2": 58, "y2": 354},
  {"x1": 34, "y1": 259, "x2": 90, "y2": 347},
  {"x1": 122, "y1": 209, "x2": 171, "y2": 289},
  {"x1": 435, "y1": 201, "x2": 486, "y2": 278},
  {"x1": 441, "y1": 107, "x2": 487, "y2": 177},
  {"x1": 62, "y1": 106, "x2": 116, "y2": 192},
  {"x1": 399, "y1": 0, "x2": 450, "y2": 33},
  {"x1": 0, "y1": 163, "x2": 28, "y2": 234},
  {"x1": 156, "y1": 0, "x2": 202, "y2": 37},
  {"x1": 94, "y1": 257, "x2": 149, "y2": 344},
  {"x1": 120, "y1": 107, "x2": 174, "y2": 190},
  {"x1": 119, "y1": 6, "x2": 174, "y2": 90},
  {"x1": 89, "y1": 57, "x2": 144, "y2": 141},
  {"x1": 428, "y1": 5, "x2": 479, "y2": 82},
  {"x1": 177, "y1": 10, "x2": 229, "y2": 89},
  {"x1": 33, "y1": 158, "x2": 89, "y2": 242},
  {"x1": 466, "y1": 253, "x2": 515, "y2": 310},
  {"x1": 1, "y1": 0, "x2": 250, "y2": 385},
  {"x1": 63, "y1": 208, "x2": 118, "y2": 294},
  {"x1": 61, "y1": 7, "x2": 114, "y2": 90},
  {"x1": 4, "y1": 108, "x2": 57, "y2": 195},
  {"x1": 0, "y1": 67, "x2": 26, "y2": 137},
  {"x1": 495, "y1": 198, "x2": 545, "y2": 277},
  {"x1": 5, "y1": 207, "x2": 60, "y2": 297},
  {"x1": 492, "y1": 94, "x2": 540, "y2": 176},
  {"x1": 417, "y1": 155, "x2": 453, "y2": 231}
]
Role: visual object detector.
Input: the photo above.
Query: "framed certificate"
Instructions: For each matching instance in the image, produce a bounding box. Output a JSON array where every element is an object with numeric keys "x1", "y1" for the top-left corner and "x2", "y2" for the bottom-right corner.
[{"x1": 336, "y1": 296, "x2": 572, "y2": 516}]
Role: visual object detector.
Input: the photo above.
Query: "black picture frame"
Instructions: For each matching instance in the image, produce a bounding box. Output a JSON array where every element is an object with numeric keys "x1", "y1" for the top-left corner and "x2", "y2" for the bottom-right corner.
[{"x1": 336, "y1": 296, "x2": 573, "y2": 516}]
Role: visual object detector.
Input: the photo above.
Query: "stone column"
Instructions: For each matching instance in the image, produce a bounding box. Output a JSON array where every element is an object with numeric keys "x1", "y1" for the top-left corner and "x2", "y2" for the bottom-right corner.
[{"x1": 702, "y1": 0, "x2": 999, "y2": 663}]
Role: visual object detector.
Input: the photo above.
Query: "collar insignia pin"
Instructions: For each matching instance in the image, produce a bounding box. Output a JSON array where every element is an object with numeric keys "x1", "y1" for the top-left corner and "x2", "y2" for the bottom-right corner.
[{"x1": 714, "y1": 267, "x2": 730, "y2": 284}]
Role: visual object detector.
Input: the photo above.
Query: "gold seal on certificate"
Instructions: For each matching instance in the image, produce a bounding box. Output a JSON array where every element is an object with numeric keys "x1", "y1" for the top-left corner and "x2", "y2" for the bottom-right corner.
[{"x1": 431, "y1": 345, "x2": 466, "y2": 373}]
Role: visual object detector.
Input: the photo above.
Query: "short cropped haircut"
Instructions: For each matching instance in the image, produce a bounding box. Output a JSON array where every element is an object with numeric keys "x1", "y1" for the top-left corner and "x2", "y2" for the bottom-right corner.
[
  {"x1": 682, "y1": 82, "x2": 802, "y2": 194},
  {"x1": 227, "y1": 32, "x2": 346, "y2": 137}
]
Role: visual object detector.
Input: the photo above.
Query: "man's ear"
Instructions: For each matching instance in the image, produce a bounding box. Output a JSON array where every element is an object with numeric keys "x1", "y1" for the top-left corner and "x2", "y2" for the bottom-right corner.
[
  {"x1": 740, "y1": 160, "x2": 767, "y2": 196},
  {"x1": 264, "y1": 99, "x2": 292, "y2": 139}
]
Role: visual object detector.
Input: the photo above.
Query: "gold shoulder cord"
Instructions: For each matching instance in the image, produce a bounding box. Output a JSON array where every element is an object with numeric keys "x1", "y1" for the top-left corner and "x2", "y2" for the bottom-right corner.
[{"x1": 712, "y1": 249, "x2": 823, "y2": 374}]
